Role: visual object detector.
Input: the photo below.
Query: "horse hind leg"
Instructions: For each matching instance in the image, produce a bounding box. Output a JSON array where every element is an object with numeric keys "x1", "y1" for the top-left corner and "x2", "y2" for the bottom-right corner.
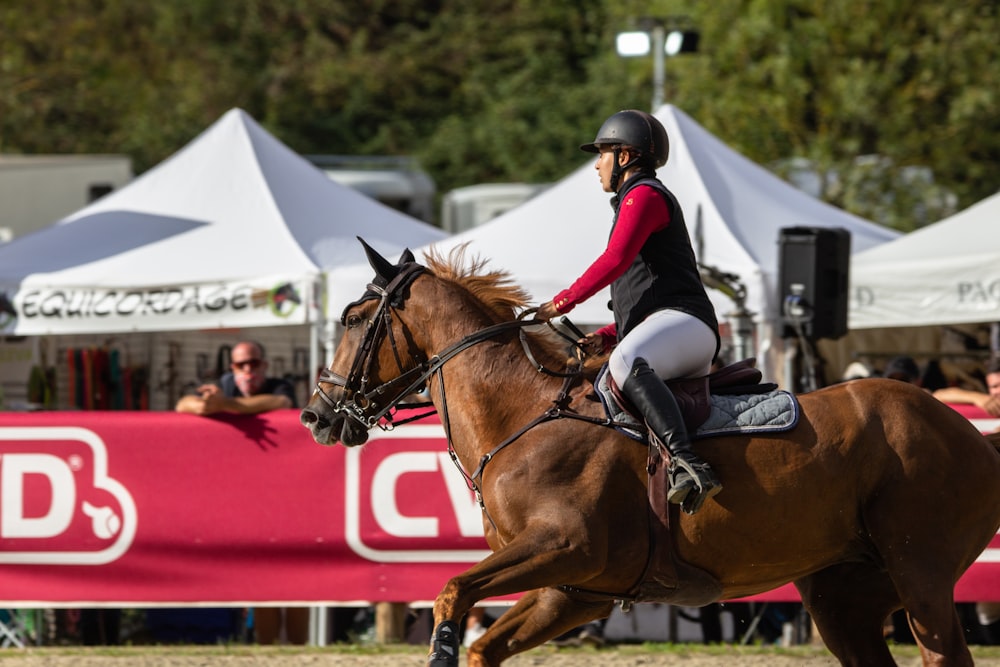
[
  {"x1": 900, "y1": 586, "x2": 974, "y2": 667},
  {"x1": 464, "y1": 587, "x2": 613, "y2": 667},
  {"x1": 796, "y1": 562, "x2": 900, "y2": 666}
]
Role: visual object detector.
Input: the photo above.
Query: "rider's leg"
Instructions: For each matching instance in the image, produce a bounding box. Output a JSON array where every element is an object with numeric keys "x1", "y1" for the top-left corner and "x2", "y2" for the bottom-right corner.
[
  {"x1": 621, "y1": 357, "x2": 722, "y2": 514},
  {"x1": 609, "y1": 310, "x2": 720, "y2": 514}
]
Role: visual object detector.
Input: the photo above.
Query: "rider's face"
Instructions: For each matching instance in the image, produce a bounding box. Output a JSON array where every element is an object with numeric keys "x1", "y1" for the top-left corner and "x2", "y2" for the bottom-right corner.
[
  {"x1": 595, "y1": 145, "x2": 634, "y2": 192},
  {"x1": 595, "y1": 146, "x2": 615, "y2": 192}
]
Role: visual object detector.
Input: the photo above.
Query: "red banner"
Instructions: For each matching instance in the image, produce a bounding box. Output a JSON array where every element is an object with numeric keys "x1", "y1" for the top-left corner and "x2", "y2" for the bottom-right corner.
[{"x1": 0, "y1": 406, "x2": 996, "y2": 606}]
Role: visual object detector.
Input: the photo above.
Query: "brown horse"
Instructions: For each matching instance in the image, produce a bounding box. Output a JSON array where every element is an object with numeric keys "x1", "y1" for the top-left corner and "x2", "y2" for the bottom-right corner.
[{"x1": 301, "y1": 242, "x2": 1000, "y2": 667}]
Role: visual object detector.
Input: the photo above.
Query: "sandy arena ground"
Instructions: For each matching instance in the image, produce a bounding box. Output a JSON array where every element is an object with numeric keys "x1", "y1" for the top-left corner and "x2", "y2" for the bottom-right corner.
[{"x1": 3, "y1": 645, "x2": 1000, "y2": 666}]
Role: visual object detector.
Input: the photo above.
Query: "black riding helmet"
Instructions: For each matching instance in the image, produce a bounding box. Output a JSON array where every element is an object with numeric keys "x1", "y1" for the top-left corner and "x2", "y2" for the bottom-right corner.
[{"x1": 581, "y1": 110, "x2": 670, "y2": 190}]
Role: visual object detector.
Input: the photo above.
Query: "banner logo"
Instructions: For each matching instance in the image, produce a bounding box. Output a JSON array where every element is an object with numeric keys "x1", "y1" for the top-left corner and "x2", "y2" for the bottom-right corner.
[
  {"x1": 0, "y1": 427, "x2": 137, "y2": 564},
  {"x1": 344, "y1": 425, "x2": 490, "y2": 563},
  {"x1": 251, "y1": 282, "x2": 301, "y2": 319}
]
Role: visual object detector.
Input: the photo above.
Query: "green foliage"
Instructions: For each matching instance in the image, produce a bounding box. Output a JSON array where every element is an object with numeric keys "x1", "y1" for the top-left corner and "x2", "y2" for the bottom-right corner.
[
  {"x1": 1, "y1": 0, "x2": 998, "y2": 228},
  {"x1": 677, "y1": 0, "x2": 1000, "y2": 224}
]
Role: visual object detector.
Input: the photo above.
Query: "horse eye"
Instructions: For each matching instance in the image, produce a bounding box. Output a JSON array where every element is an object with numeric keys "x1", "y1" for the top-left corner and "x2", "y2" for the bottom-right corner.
[{"x1": 346, "y1": 314, "x2": 363, "y2": 329}]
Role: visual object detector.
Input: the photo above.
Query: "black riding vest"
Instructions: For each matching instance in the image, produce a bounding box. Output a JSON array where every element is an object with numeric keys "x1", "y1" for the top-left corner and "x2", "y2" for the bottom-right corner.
[{"x1": 608, "y1": 175, "x2": 720, "y2": 356}]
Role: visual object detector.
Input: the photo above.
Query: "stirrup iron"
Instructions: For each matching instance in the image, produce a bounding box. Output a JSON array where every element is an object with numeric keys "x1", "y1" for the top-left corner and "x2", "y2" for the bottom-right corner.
[{"x1": 667, "y1": 455, "x2": 722, "y2": 515}]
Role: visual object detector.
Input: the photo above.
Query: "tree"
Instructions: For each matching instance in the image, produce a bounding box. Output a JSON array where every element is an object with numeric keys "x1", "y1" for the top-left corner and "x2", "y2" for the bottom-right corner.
[
  {"x1": 1, "y1": 0, "x2": 998, "y2": 228},
  {"x1": 675, "y1": 0, "x2": 1000, "y2": 226}
]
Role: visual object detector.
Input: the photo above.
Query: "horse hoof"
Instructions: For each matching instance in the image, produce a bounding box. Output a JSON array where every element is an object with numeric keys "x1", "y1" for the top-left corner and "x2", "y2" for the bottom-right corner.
[{"x1": 427, "y1": 620, "x2": 460, "y2": 667}]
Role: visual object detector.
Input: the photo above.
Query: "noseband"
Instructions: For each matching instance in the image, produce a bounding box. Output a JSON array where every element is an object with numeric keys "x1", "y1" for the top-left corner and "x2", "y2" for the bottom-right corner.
[
  {"x1": 312, "y1": 264, "x2": 629, "y2": 543},
  {"x1": 311, "y1": 264, "x2": 573, "y2": 432},
  {"x1": 312, "y1": 262, "x2": 430, "y2": 428}
]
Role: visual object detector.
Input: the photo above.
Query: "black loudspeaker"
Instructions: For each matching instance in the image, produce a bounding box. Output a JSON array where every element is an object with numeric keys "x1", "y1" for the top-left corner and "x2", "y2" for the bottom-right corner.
[{"x1": 778, "y1": 227, "x2": 851, "y2": 340}]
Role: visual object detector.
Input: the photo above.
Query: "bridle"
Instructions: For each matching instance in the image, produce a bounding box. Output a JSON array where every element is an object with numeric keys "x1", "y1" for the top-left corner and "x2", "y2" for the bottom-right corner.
[
  {"x1": 311, "y1": 260, "x2": 615, "y2": 529},
  {"x1": 312, "y1": 262, "x2": 435, "y2": 429},
  {"x1": 311, "y1": 262, "x2": 583, "y2": 435}
]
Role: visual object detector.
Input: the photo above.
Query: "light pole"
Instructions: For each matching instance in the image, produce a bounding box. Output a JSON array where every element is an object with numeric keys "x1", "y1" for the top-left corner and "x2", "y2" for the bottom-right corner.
[{"x1": 616, "y1": 18, "x2": 699, "y2": 112}]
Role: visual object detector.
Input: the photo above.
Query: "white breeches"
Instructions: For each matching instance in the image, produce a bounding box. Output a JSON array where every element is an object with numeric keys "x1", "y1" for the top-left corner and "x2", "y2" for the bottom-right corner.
[{"x1": 608, "y1": 309, "x2": 716, "y2": 386}]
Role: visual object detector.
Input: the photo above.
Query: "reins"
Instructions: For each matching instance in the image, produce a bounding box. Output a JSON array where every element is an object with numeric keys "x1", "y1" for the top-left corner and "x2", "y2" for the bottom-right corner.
[
  {"x1": 312, "y1": 280, "x2": 622, "y2": 528},
  {"x1": 315, "y1": 262, "x2": 654, "y2": 608},
  {"x1": 314, "y1": 316, "x2": 552, "y2": 428}
]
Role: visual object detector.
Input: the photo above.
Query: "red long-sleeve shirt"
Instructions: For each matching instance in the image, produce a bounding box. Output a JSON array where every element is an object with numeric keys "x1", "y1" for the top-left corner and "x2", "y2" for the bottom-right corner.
[{"x1": 551, "y1": 184, "x2": 670, "y2": 343}]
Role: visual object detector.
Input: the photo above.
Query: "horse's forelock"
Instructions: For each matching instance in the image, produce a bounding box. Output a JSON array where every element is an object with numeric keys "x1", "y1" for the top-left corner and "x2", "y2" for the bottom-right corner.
[{"x1": 422, "y1": 244, "x2": 531, "y2": 321}]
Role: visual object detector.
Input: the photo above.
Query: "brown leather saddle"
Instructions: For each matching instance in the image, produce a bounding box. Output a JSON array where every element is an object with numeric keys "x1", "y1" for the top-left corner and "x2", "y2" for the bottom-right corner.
[
  {"x1": 605, "y1": 358, "x2": 777, "y2": 607},
  {"x1": 608, "y1": 357, "x2": 774, "y2": 432}
]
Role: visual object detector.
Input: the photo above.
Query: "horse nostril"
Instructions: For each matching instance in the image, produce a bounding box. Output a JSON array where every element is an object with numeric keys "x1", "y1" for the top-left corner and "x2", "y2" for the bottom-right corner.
[{"x1": 300, "y1": 409, "x2": 318, "y2": 425}]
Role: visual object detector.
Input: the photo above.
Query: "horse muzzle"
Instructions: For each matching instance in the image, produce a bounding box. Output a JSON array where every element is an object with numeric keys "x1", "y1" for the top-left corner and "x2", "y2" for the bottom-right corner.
[{"x1": 299, "y1": 404, "x2": 371, "y2": 447}]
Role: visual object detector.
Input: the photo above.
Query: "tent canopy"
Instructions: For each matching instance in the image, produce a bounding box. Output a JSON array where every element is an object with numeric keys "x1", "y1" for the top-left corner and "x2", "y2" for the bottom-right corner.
[
  {"x1": 0, "y1": 108, "x2": 445, "y2": 335},
  {"x1": 377, "y1": 105, "x2": 897, "y2": 329},
  {"x1": 849, "y1": 191, "x2": 1000, "y2": 329}
]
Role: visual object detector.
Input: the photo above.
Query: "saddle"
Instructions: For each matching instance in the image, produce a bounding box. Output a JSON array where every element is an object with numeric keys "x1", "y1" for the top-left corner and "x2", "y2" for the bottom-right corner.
[
  {"x1": 608, "y1": 357, "x2": 776, "y2": 432},
  {"x1": 607, "y1": 358, "x2": 779, "y2": 607}
]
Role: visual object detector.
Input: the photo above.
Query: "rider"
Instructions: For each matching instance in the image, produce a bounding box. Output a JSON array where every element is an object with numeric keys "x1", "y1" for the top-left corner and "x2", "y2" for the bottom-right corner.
[{"x1": 536, "y1": 109, "x2": 722, "y2": 514}]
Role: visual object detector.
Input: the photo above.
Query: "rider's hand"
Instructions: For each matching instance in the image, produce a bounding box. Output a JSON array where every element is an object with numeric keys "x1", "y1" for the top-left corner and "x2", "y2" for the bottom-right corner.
[
  {"x1": 578, "y1": 332, "x2": 606, "y2": 356},
  {"x1": 535, "y1": 301, "x2": 559, "y2": 321}
]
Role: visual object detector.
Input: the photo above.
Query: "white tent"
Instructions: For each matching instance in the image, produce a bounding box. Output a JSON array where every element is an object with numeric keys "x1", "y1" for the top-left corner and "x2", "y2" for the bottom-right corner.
[
  {"x1": 358, "y1": 105, "x2": 898, "y2": 378},
  {"x1": 0, "y1": 108, "x2": 446, "y2": 337},
  {"x1": 849, "y1": 191, "x2": 1000, "y2": 329}
]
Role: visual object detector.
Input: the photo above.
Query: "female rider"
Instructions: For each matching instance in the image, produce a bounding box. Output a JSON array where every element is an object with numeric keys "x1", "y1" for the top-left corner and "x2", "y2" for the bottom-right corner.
[{"x1": 536, "y1": 109, "x2": 721, "y2": 515}]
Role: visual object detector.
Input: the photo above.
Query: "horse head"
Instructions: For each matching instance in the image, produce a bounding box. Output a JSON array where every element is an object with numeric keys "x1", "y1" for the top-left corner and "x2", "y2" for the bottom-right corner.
[{"x1": 300, "y1": 238, "x2": 428, "y2": 447}]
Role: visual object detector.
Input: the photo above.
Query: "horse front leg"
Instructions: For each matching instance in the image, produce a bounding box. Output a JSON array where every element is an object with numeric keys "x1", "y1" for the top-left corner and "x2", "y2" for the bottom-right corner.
[
  {"x1": 467, "y1": 587, "x2": 613, "y2": 667},
  {"x1": 427, "y1": 529, "x2": 617, "y2": 666}
]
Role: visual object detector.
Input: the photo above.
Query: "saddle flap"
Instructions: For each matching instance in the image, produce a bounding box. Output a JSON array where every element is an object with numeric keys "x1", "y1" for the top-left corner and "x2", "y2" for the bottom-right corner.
[{"x1": 666, "y1": 376, "x2": 711, "y2": 431}]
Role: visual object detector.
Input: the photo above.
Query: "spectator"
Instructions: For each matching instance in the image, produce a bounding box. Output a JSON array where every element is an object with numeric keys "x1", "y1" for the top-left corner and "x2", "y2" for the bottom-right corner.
[
  {"x1": 919, "y1": 359, "x2": 949, "y2": 392},
  {"x1": 175, "y1": 340, "x2": 304, "y2": 644},
  {"x1": 175, "y1": 341, "x2": 294, "y2": 415},
  {"x1": 883, "y1": 355, "x2": 921, "y2": 385},
  {"x1": 932, "y1": 358, "x2": 1000, "y2": 417},
  {"x1": 841, "y1": 361, "x2": 874, "y2": 382}
]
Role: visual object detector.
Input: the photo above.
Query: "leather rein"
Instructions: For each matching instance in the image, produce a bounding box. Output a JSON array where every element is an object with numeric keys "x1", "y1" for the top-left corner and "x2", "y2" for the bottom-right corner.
[
  {"x1": 312, "y1": 265, "x2": 660, "y2": 607},
  {"x1": 310, "y1": 266, "x2": 611, "y2": 516}
]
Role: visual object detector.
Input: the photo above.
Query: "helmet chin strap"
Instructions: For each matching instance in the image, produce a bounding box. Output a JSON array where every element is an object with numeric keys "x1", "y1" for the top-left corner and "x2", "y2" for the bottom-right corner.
[{"x1": 610, "y1": 146, "x2": 641, "y2": 192}]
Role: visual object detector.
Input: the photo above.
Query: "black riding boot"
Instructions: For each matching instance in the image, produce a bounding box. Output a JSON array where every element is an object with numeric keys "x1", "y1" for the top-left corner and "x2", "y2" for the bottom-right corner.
[{"x1": 622, "y1": 357, "x2": 722, "y2": 514}]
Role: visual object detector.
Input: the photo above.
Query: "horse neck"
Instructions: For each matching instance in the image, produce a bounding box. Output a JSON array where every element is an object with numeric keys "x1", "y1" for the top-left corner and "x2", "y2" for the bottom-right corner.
[{"x1": 414, "y1": 291, "x2": 565, "y2": 465}]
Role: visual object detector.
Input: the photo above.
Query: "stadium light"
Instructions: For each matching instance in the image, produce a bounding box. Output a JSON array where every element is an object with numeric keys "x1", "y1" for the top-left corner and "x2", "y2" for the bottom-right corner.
[{"x1": 616, "y1": 19, "x2": 699, "y2": 111}]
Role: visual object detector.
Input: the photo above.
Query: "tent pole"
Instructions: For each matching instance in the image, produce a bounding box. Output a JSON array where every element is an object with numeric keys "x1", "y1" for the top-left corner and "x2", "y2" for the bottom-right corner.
[
  {"x1": 727, "y1": 308, "x2": 756, "y2": 362},
  {"x1": 310, "y1": 319, "x2": 321, "y2": 392},
  {"x1": 308, "y1": 605, "x2": 328, "y2": 646},
  {"x1": 784, "y1": 338, "x2": 798, "y2": 392}
]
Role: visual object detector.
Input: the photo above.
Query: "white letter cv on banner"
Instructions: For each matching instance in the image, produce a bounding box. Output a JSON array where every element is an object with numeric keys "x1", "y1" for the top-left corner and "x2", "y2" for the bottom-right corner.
[{"x1": 345, "y1": 424, "x2": 492, "y2": 563}]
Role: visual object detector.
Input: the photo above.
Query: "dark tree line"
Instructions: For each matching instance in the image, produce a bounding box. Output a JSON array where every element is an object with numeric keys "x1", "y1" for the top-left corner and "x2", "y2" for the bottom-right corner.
[{"x1": 2, "y1": 0, "x2": 997, "y2": 229}]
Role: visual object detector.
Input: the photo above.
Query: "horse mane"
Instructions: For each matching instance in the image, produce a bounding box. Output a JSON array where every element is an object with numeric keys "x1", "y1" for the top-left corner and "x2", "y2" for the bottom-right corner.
[
  {"x1": 422, "y1": 244, "x2": 532, "y2": 322},
  {"x1": 422, "y1": 244, "x2": 577, "y2": 367}
]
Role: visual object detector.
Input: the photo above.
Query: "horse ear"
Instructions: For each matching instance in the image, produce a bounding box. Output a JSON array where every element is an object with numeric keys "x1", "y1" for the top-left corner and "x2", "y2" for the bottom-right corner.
[
  {"x1": 357, "y1": 237, "x2": 398, "y2": 282},
  {"x1": 398, "y1": 248, "x2": 416, "y2": 265}
]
